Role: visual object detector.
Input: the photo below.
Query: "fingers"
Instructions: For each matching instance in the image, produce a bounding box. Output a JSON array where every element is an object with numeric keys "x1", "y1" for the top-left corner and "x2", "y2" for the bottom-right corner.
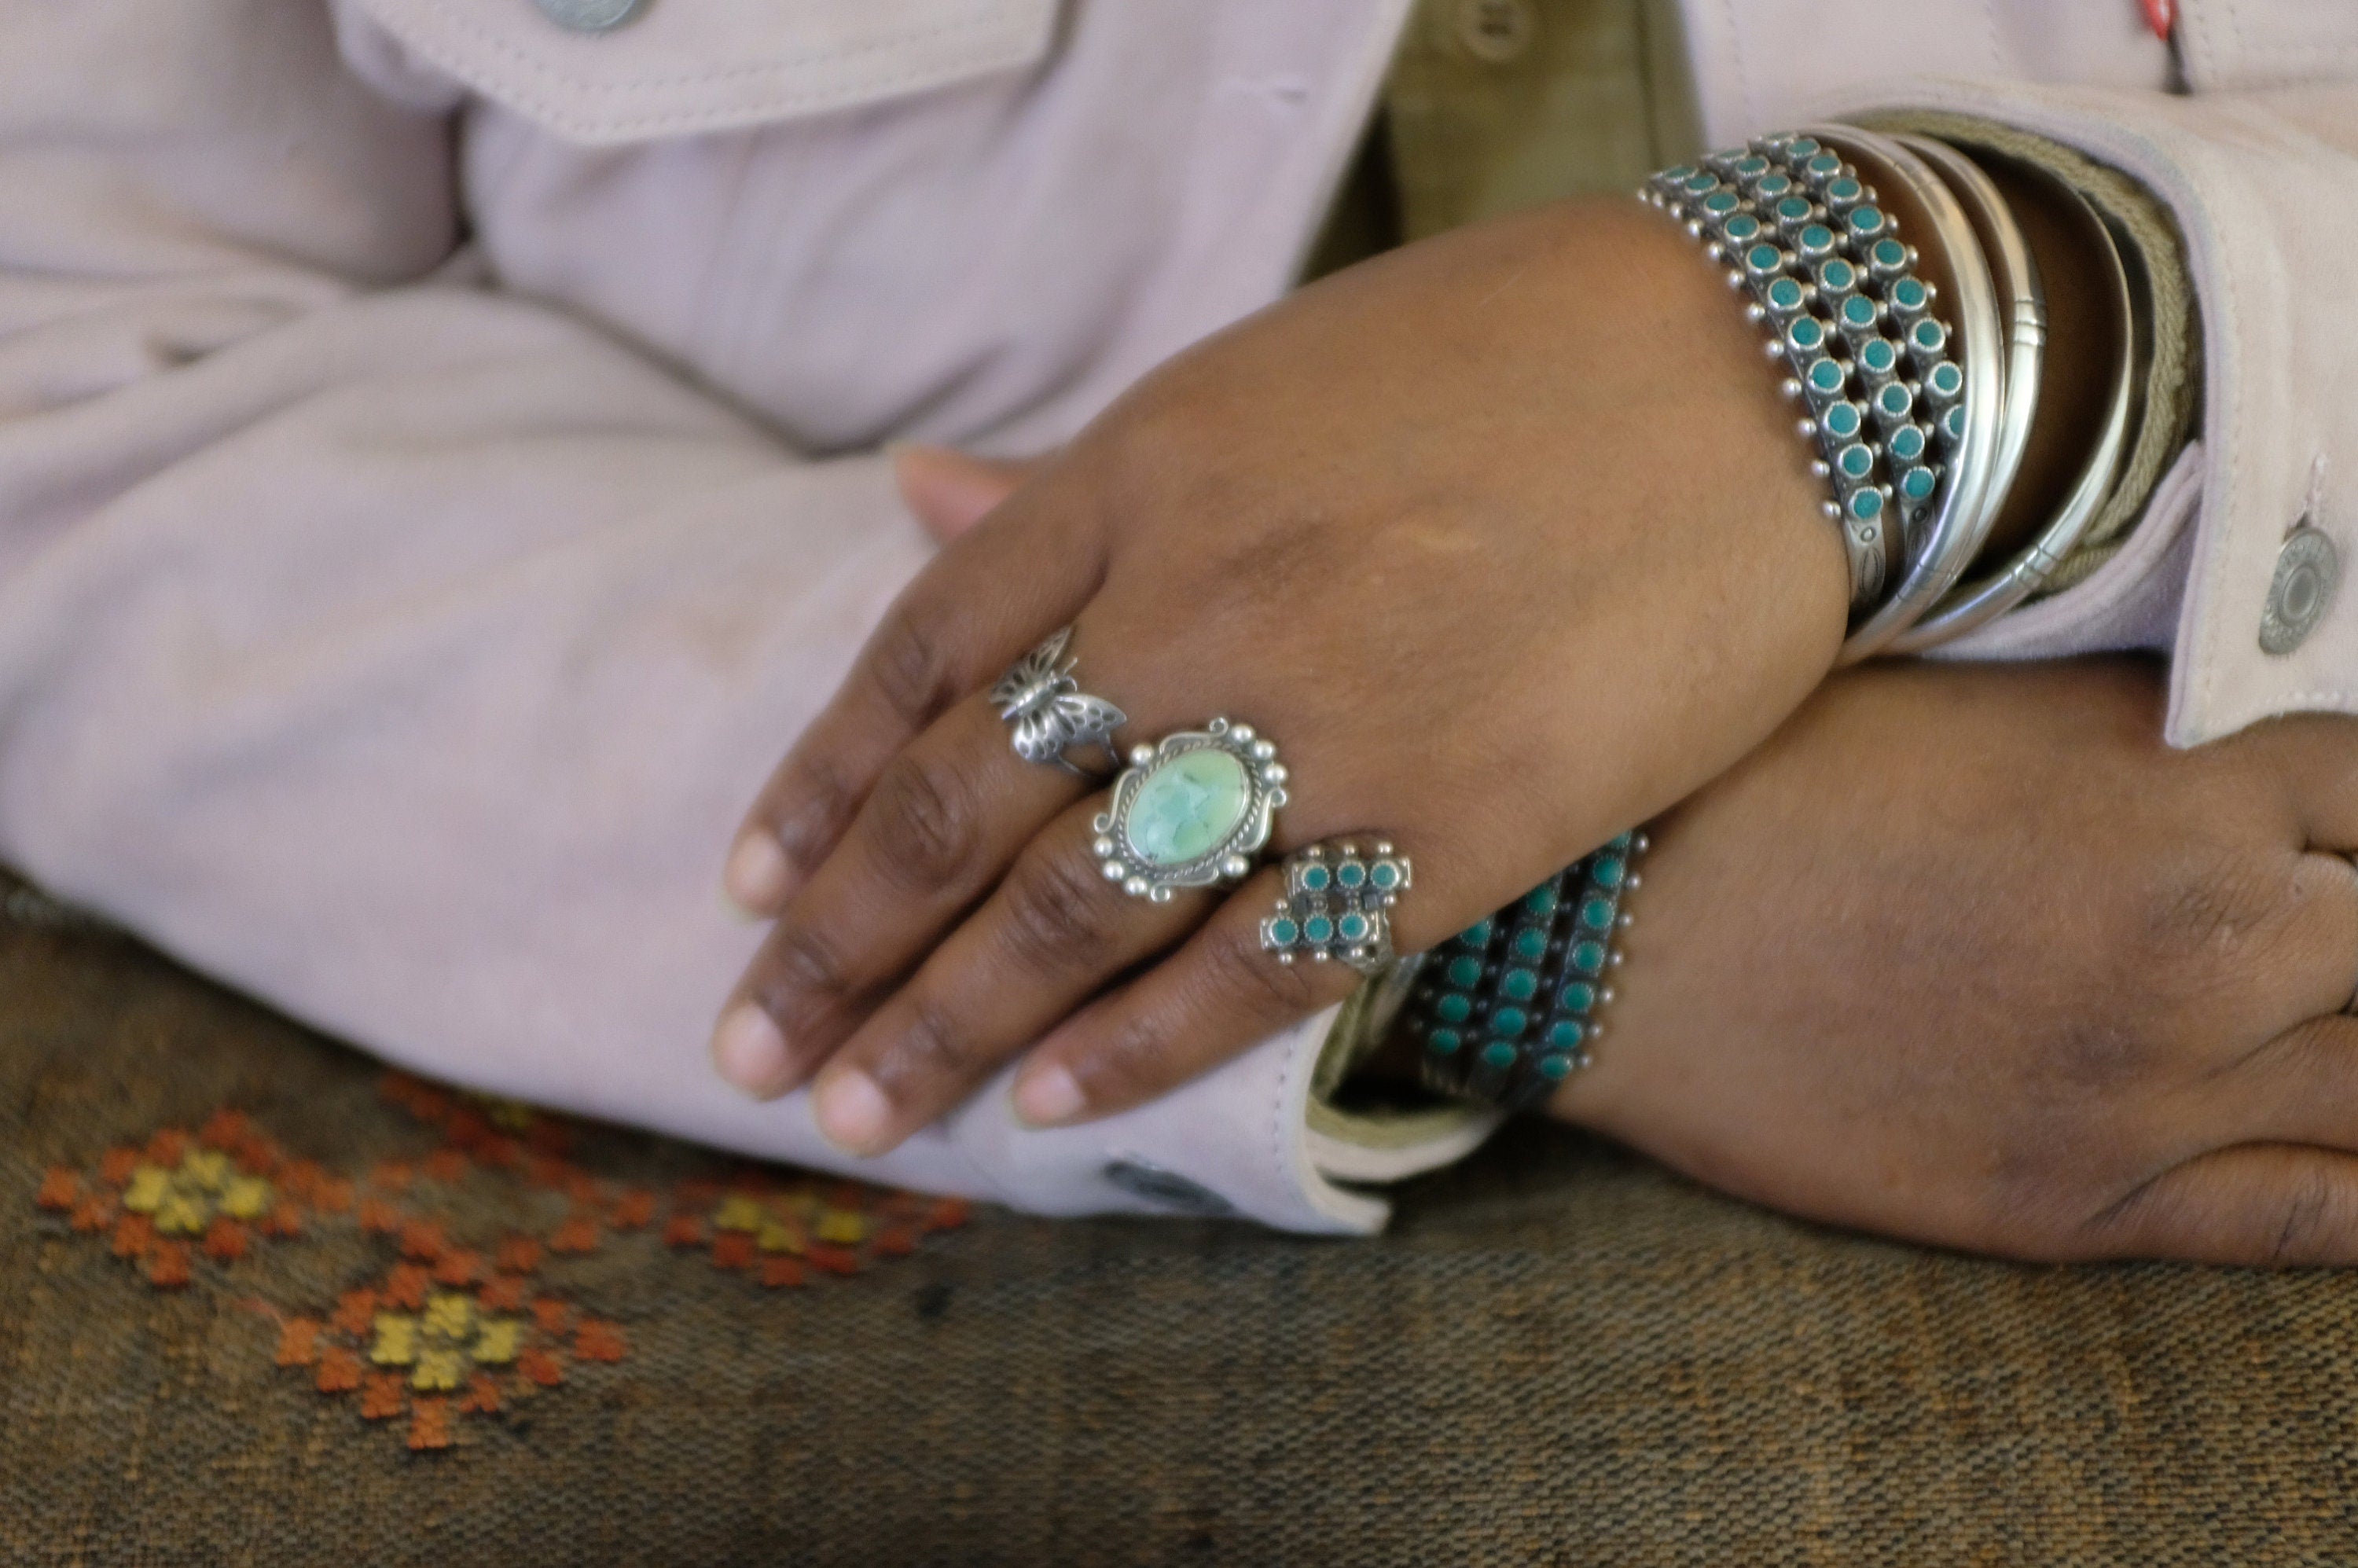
[
  {"x1": 893, "y1": 445, "x2": 1039, "y2": 545},
  {"x1": 711, "y1": 692, "x2": 1088, "y2": 1098},
  {"x1": 722, "y1": 476, "x2": 1103, "y2": 916},
  {"x1": 2245, "y1": 710, "x2": 2358, "y2": 855},
  {"x1": 804, "y1": 798, "x2": 1217, "y2": 1154},
  {"x1": 1008, "y1": 865, "x2": 1365, "y2": 1127},
  {"x1": 2087, "y1": 1143, "x2": 2358, "y2": 1266}
]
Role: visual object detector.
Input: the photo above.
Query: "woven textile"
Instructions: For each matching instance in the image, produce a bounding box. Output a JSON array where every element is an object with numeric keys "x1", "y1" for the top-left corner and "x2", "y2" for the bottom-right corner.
[{"x1": 6, "y1": 917, "x2": 2358, "y2": 1566}]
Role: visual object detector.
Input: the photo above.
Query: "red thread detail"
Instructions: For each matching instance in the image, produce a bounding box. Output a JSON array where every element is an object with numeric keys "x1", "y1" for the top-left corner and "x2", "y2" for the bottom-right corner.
[
  {"x1": 276, "y1": 1318, "x2": 323, "y2": 1368},
  {"x1": 398, "y1": 1220, "x2": 447, "y2": 1262},
  {"x1": 711, "y1": 1232, "x2": 755, "y2": 1271},
  {"x1": 99, "y1": 1148, "x2": 141, "y2": 1187},
  {"x1": 573, "y1": 1320, "x2": 626, "y2": 1363},
  {"x1": 316, "y1": 1346, "x2": 363, "y2": 1394},
  {"x1": 385, "y1": 1263, "x2": 431, "y2": 1311},
  {"x1": 261, "y1": 1205, "x2": 303, "y2": 1240},
  {"x1": 520, "y1": 1349, "x2": 564, "y2": 1387},
  {"x1": 433, "y1": 1249, "x2": 483, "y2": 1287},
  {"x1": 495, "y1": 1236, "x2": 543, "y2": 1274},
  {"x1": 358, "y1": 1199, "x2": 402, "y2": 1235},
  {"x1": 806, "y1": 1244, "x2": 861, "y2": 1277},
  {"x1": 531, "y1": 1298, "x2": 573, "y2": 1335},
  {"x1": 479, "y1": 1275, "x2": 527, "y2": 1313},
  {"x1": 662, "y1": 1214, "x2": 707, "y2": 1249},
  {"x1": 460, "y1": 1373, "x2": 504, "y2": 1415},
  {"x1": 873, "y1": 1227, "x2": 916, "y2": 1258},
  {"x1": 360, "y1": 1372, "x2": 406, "y2": 1420},
  {"x1": 148, "y1": 1241, "x2": 192, "y2": 1289},
  {"x1": 548, "y1": 1215, "x2": 601, "y2": 1255},
  {"x1": 924, "y1": 1198, "x2": 971, "y2": 1232},
  {"x1": 70, "y1": 1195, "x2": 115, "y2": 1233},
  {"x1": 201, "y1": 1217, "x2": 249, "y2": 1262},
  {"x1": 422, "y1": 1148, "x2": 468, "y2": 1184},
  {"x1": 331, "y1": 1289, "x2": 379, "y2": 1337},
  {"x1": 407, "y1": 1397, "x2": 454, "y2": 1451},
  {"x1": 143, "y1": 1129, "x2": 189, "y2": 1167},
  {"x1": 762, "y1": 1258, "x2": 807, "y2": 1289},
  {"x1": 111, "y1": 1214, "x2": 154, "y2": 1260},
  {"x1": 611, "y1": 1189, "x2": 656, "y2": 1230}
]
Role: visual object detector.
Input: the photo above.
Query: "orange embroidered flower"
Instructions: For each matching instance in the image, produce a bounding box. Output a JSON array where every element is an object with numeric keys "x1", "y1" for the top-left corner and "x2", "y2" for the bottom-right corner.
[
  {"x1": 36, "y1": 1167, "x2": 78, "y2": 1211},
  {"x1": 529, "y1": 1298, "x2": 571, "y2": 1336},
  {"x1": 111, "y1": 1213, "x2": 153, "y2": 1261},
  {"x1": 421, "y1": 1148, "x2": 468, "y2": 1184},
  {"x1": 332, "y1": 1288, "x2": 379, "y2": 1337},
  {"x1": 477, "y1": 1274, "x2": 527, "y2": 1313},
  {"x1": 518, "y1": 1349, "x2": 564, "y2": 1388},
  {"x1": 662, "y1": 1214, "x2": 706, "y2": 1249},
  {"x1": 761, "y1": 1258, "x2": 806, "y2": 1290},
  {"x1": 611, "y1": 1189, "x2": 656, "y2": 1230},
  {"x1": 360, "y1": 1372, "x2": 406, "y2": 1421},
  {"x1": 711, "y1": 1232, "x2": 755, "y2": 1271},
  {"x1": 433, "y1": 1248, "x2": 482, "y2": 1287},
  {"x1": 357, "y1": 1199, "x2": 401, "y2": 1235},
  {"x1": 398, "y1": 1220, "x2": 446, "y2": 1261},
  {"x1": 495, "y1": 1236, "x2": 542, "y2": 1274},
  {"x1": 316, "y1": 1347, "x2": 362, "y2": 1394},
  {"x1": 572, "y1": 1320, "x2": 626, "y2": 1363},
  {"x1": 458, "y1": 1373, "x2": 503, "y2": 1416},
  {"x1": 406, "y1": 1397, "x2": 453, "y2": 1452},
  {"x1": 99, "y1": 1147, "x2": 141, "y2": 1186},
  {"x1": 277, "y1": 1318, "x2": 323, "y2": 1368},
  {"x1": 385, "y1": 1263, "x2": 431, "y2": 1311},
  {"x1": 547, "y1": 1215, "x2": 600, "y2": 1255},
  {"x1": 148, "y1": 1241, "x2": 192, "y2": 1288},
  {"x1": 200, "y1": 1216, "x2": 248, "y2": 1262}
]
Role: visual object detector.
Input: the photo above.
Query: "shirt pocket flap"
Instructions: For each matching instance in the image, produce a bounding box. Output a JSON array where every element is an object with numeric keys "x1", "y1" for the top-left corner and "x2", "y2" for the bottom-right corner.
[
  {"x1": 2176, "y1": 0, "x2": 2358, "y2": 91},
  {"x1": 341, "y1": 0, "x2": 1059, "y2": 145}
]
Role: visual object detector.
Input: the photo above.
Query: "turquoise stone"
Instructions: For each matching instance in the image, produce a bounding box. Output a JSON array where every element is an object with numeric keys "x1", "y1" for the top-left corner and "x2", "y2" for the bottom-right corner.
[
  {"x1": 1500, "y1": 968, "x2": 1539, "y2": 1002},
  {"x1": 1842, "y1": 296, "x2": 1877, "y2": 329},
  {"x1": 1827, "y1": 177, "x2": 1862, "y2": 204},
  {"x1": 1788, "y1": 319, "x2": 1826, "y2": 352},
  {"x1": 1523, "y1": 885, "x2": 1558, "y2": 916},
  {"x1": 1807, "y1": 359, "x2": 1846, "y2": 395},
  {"x1": 1798, "y1": 224, "x2": 1835, "y2": 258},
  {"x1": 1338, "y1": 913, "x2": 1370, "y2": 942},
  {"x1": 1929, "y1": 362, "x2": 1963, "y2": 397},
  {"x1": 1123, "y1": 747, "x2": 1249, "y2": 867},
  {"x1": 1301, "y1": 863, "x2": 1331, "y2": 892},
  {"x1": 1580, "y1": 896, "x2": 1614, "y2": 931},
  {"x1": 1817, "y1": 259, "x2": 1856, "y2": 292},
  {"x1": 1683, "y1": 171, "x2": 1719, "y2": 194},
  {"x1": 1767, "y1": 277, "x2": 1806, "y2": 310},
  {"x1": 1562, "y1": 981, "x2": 1598, "y2": 1013},
  {"x1": 1337, "y1": 861, "x2": 1366, "y2": 889},
  {"x1": 1733, "y1": 155, "x2": 1770, "y2": 178},
  {"x1": 1755, "y1": 174, "x2": 1794, "y2": 200},
  {"x1": 1436, "y1": 993, "x2": 1472, "y2": 1024},
  {"x1": 1428, "y1": 1028, "x2": 1463, "y2": 1055},
  {"x1": 1847, "y1": 205, "x2": 1886, "y2": 237},
  {"x1": 1480, "y1": 1041, "x2": 1519, "y2": 1070},
  {"x1": 1538, "y1": 1054, "x2": 1575, "y2": 1081},
  {"x1": 1889, "y1": 424, "x2": 1926, "y2": 462},
  {"x1": 1849, "y1": 489, "x2": 1884, "y2": 522},
  {"x1": 1788, "y1": 138, "x2": 1822, "y2": 159},
  {"x1": 1824, "y1": 402, "x2": 1863, "y2": 440},
  {"x1": 1611, "y1": 832, "x2": 1634, "y2": 852},
  {"x1": 1878, "y1": 383, "x2": 1913, "y2": 418},
  {"x1": 1838, "y1": 442, "x2": 1874, "y2": 479},
  {"x1": 1745, "y1": 243, "x2": 1782, "y2": 274},
  {"x1": 1547, "y1": 1020, "x2": 1583, "y2": 1051},
  {"x1": 1269, "y1": 917, "x2": 1299, "y2": 946},
  {"x1": 1303, "y1": 916, "x2": 1334, "y2": 944},
  {"x1": 1805, "y1": 152, "x2": 1841, "y2": 178},
  {"x1": 1860, "y1": 338, "x2": 1897, "y2": 374},
  {"x1": 1911, "y1": 319, "x2": 1946, "y2": 353},
  {"x1": 1775, "y1": 196, "x2": 1811, "y2": 223},
  {"x1": 1445, "y1": 956, "x2": 1484, "y2": 990},
  {"x1": 1724, "y1": 215, "x2": 1762, "y2": 244},
  {"x1": 1943, "y1": 406, "x2": 1967, "y2": 441},
  {"x1": 1454, "y1": 920, "x2": 1493, "y2": 949},
  {"x1": 1490, "y1": 1007, "x2": 1528, "y2": 1037},
  {"x1": 1511, "y1": 927, "x2": 1548, "y2": 960},
  {"x1": 1901, "y1": 466, "x2": 1937, "y2": 501},
  {"x1": 1571, "y1": 940, "x2": 1607, "y2": 975},
  {"x1": 1371, "y1": 861, "x2": 1401, "y2": 890},
  {"x1": 1702, "y1": 190, "x2": 1740, "y2": 215},
  {"x1": 1872, "y1": 237, "x2": 1908, "y2": 270}
]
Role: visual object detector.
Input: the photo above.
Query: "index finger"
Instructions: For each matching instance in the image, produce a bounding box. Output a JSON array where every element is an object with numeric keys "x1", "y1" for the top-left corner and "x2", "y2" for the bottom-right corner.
[{"x1": 722, "y1": 473, "x2": 1106, "y2": 915}]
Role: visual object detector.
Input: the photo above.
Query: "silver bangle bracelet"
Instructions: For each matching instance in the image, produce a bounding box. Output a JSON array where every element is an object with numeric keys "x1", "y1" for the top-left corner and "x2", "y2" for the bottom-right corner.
[
  {"x1": 1805, "y1": 125, "x2": 2007, "y2": 663},
  {"x1": 1887, "y1": 157, "x2": 2137, "y2": 650}
]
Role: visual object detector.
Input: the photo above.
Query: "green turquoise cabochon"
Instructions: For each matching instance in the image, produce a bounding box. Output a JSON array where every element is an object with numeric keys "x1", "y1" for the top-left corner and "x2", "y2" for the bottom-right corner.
[{"x1": 1123, "y1": 747, "x2": 1251, "y2": 867}]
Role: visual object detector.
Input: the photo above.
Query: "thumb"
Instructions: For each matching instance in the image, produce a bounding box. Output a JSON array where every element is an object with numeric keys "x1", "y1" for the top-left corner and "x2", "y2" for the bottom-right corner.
[{"x1": 891, "y1": 444, "x2": 1045, "y2": 545}]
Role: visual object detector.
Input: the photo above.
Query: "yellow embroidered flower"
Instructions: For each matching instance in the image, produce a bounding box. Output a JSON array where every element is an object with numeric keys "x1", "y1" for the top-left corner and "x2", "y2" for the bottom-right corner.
[
  {"x1": 221, "y1": 1176, "x2": 272, "y2": 1220},
  {"x1": 413, "y1": 1348, "x2": 465, "y2": 1393},
  {"x1": 423, "y1": 1292, "x2": 473, "y2": 1339},
  {"x1": 370, "y1": 1313, "x2": 419, "y2": 1367},
  {"x1": 116, "y1": 1151, "x2": 274, "y2": 1239},
  {"x1": 756, "y1": 1220, "x2": 804, "y2": 1255},
  {"x1": 472, "y1": 1319, "x2": 522, "y2": 1364},
  {"x1": 815, "y1": 1210, "x2": 866, "y2": 1246},
  {"x1": 121, "y1": 1167, "x2": 171, "y2": 1214},
  {"x1": 713, "y1": 1194, "x2": 767, "y2": 1232}
]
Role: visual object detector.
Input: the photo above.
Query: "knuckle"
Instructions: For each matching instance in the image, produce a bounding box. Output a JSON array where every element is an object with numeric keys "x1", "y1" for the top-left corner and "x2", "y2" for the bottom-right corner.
[
  {"x1": 2264, "y1": 1168, "x2": 2341, "y2": 1265},
  {"x1": 997, "y1": 851, "x2": 1121, "y2": 978},
  {"x1": 774, "y1": 758, "x2": 855, "y2": 872},
  {"x1": 882, "y1": 997, "x2": 979, "y2": 1086},
  {"x1": 865, "y1": 604, "x2": 960, "y2": 728},
  {"x1": 755, "y1": 923, "x2": 850, "y2": 1018},
  {"x1": 865, "y1": 752, "x2": 980, "y2": 891},
  {"x1": 1196, "y1": 924, "x2": 1319, "y2": 1022},
  {"x1": 2131, "y1": 842, "x2": 2291, "y2": 998}
]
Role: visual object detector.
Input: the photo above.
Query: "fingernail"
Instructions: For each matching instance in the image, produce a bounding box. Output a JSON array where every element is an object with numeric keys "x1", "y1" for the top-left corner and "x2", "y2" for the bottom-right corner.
[
  {"x1": 722, "y1": 831, "x2": 792, "y2": 916},
  {"x1": 815, "y1": 1070, "x2": 892, "y2": 1155},
  {"x1": 1013, "y1": 1064, "x2": 1085, "y2": 1128},
  {"x1": 711, "y1": 1003, "x2": 790, "y2": 1096}
]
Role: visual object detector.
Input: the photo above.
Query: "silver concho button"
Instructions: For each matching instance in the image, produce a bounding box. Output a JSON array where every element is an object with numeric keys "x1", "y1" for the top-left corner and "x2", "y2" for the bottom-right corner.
[
  {"x1": 2260, "y1": 525, "x2": 2340, "y2": 656},
  {"x1": 534, "y1": 0, "x2": 643, "y2": 33}
]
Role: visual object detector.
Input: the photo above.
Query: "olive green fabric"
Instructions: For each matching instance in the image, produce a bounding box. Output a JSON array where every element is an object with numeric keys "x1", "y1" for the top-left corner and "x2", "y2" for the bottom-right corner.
[{"x1": 7, "y1": 911, "x2": 2358, "y2": 1565}]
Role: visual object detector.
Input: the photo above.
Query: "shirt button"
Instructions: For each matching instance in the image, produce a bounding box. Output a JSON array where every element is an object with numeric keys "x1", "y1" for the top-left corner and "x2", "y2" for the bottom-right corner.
[
  {"x1": 1455, "y1": 0, "x2": 1537, "y2": 64},
  {"x1": 534, "y1": 0, "x2": 642, "y2": 33},
  {"x1": 2260, "y1": 524, "x2": 2340, "y2": 655}
]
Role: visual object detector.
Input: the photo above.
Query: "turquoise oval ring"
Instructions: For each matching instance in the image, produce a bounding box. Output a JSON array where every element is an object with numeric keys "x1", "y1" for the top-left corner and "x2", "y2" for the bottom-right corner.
[{"x1": 1093, "y1": 718, "x2": 1287, "y2": 902}]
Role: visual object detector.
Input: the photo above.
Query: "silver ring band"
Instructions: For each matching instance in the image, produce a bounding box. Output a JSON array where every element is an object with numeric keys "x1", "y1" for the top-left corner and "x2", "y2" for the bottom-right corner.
[{"x1": 991, "y1": 626, "x2": 1127, "y2": 777}]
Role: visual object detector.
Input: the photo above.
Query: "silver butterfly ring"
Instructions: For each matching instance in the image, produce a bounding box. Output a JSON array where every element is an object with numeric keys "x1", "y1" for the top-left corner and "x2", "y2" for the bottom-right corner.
[{"x1": 990, "y1": 626, "x2": 1129, "y2": 778}]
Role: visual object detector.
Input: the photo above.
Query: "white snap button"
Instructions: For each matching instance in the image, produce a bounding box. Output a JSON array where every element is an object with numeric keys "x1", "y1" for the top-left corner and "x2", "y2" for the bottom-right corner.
[
  {"x1": 2260, "y1": 525, "x2": 2339, "y2": 656},
  {"x1": 534, "y1": 0, "x2": 641, "y2": 34},
  {"x1": 1455, "y1": 0, "x2": 1537, "y2": 64}
]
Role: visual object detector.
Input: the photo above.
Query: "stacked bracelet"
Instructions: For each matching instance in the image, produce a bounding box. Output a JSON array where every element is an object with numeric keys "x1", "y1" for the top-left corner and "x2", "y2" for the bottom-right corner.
[{"x1": 1397, "y1": 832, "x2": 1647, "y2": 1111}]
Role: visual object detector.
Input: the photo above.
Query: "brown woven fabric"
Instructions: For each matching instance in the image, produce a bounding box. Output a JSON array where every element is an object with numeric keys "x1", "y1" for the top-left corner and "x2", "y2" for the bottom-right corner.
[{"x1": 6, "y1": 916, "x2": 2357, "y2": 1566}]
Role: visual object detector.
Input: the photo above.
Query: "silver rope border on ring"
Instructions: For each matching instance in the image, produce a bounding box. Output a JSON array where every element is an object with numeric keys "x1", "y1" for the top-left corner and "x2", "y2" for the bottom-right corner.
[{"x1": 1092, "y1": 718, "x2": 1288, "y2": 903}]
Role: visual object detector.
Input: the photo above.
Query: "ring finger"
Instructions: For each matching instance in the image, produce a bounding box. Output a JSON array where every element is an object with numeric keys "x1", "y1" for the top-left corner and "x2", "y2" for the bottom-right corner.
[{"x1": 806, "y1": 793, "x2": 1224, "y2": 1152}]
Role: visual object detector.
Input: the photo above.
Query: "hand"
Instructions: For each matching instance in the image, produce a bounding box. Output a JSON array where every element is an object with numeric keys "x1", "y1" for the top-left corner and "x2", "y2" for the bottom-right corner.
[
  {"x1": 1562, "y1": 659, "x2": 2358, "y2": 1265},
  {"x1": 714, "y1": 196, "x2": 1849, "y2": 1155}
]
